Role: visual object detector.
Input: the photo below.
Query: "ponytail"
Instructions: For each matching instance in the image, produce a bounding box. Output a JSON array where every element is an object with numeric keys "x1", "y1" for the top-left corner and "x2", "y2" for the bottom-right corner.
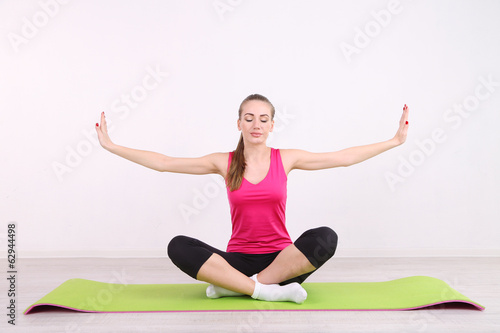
[{"x1": 226, "y1": 134, "x2": 246, "y2": 191}]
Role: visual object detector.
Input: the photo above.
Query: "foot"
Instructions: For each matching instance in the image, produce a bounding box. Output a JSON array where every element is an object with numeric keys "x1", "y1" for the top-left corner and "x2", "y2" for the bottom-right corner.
[
  {"x1": 252, "y1": 281, "x2": 307, "y2": 304},
  {"x1": 206, "y1": 274, "x2": 259, "y2": 299},
  {"x1": 206, "y1": 284, "x2": 245, "y2": 298}
]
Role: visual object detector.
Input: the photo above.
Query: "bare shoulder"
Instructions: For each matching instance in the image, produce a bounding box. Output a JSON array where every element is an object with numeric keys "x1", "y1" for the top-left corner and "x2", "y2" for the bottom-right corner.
[
  {"x1": 278, "y1": 148, "x2": 303, "y2": 175},
  {"x1": 207, "y1": 152, "x2": 230, "y2": 177}
]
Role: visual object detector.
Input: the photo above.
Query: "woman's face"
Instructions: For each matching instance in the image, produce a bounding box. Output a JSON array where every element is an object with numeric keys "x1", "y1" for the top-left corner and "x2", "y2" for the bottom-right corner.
[{"x1": 237, "y1": 100, "x2": 274, "y2": 145}]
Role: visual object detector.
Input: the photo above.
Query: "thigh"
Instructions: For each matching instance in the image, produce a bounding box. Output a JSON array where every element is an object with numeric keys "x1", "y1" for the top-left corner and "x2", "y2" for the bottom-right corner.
[
  {"x1": 167, "y1": 235, "x2": 230, "y2": 279},
  {"x1": 222, "y1": 252, "x2": 280, "y2": 277},
  {"x1": 167, "y1": 235, "x2": 279, "y2": 279},
  {"x1": 279, "y1": 226, "x2": 338, "y2": 285}
]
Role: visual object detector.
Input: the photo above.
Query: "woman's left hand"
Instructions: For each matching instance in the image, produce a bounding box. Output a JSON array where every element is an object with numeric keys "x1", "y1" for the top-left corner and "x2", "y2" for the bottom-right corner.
[{"x1": 392, "y1": 104, "x2": 409, "y2": 146}]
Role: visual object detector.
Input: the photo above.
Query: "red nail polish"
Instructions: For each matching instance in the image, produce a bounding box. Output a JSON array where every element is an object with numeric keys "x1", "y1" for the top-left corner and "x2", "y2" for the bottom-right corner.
[
  {"x1": 96, "y1": 123, "x2": 99, "y2": 127},
  {"x1": 405, "y1": 121, "x2": 408, "y2": 125}
]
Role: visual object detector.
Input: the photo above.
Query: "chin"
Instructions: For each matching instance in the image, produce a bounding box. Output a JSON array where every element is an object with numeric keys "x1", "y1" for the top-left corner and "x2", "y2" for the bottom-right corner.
[{"x1": 247, "y1": 136, "x2": 267, "y2": 144}]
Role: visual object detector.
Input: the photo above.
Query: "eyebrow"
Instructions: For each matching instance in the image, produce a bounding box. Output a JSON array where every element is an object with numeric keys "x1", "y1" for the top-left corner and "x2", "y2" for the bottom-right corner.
[{"x1": 244, "y1": 113, "x2": 270, "y2": 117}]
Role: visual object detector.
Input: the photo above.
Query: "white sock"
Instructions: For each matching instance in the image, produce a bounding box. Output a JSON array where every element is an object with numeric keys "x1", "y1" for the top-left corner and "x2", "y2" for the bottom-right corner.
[
  {"x1": 251, "y1": 274, "x2": 307, "y2": 304},
  {"x1": 206, "y1": 274, "x2": 260, "y2": 299},
  {"x1": 206, "y1": 284, "x2": 244, "y2": 298}
]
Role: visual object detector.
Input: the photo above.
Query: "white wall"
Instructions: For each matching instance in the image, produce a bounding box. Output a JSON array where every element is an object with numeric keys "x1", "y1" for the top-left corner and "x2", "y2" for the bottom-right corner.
[{"x1": 1, "y1": 0, "x2": 499, "y2": 258}]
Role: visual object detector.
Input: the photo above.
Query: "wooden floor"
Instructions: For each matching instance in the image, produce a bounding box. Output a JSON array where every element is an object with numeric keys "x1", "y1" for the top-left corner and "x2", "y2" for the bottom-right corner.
[{"x1": 3, "y1": 257, "x2": 499, "y2": 333}]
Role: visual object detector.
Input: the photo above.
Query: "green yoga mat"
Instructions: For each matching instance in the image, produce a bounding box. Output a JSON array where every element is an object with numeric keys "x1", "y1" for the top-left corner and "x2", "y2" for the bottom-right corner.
[{"x1": 24, "y1": 276, "x2": 484, "y2": 314}]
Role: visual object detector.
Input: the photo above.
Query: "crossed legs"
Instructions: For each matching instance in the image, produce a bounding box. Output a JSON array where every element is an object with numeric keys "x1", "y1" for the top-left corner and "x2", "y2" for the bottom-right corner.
[
  {"x1": 167, "y1": 226, "x2": 338, "y2": 303},
  {"x1": 197, "y1": 245, "x2": 315, "y2": 303},
  {"x1": 256, "y1": 244, "x2": 317, "y2": 284}
]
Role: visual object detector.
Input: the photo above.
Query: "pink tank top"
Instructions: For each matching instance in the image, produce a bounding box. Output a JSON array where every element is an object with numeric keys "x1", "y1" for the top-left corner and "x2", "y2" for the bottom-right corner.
[{"x1": 226, "y1": 148, "x2": 292, "y2": 254}]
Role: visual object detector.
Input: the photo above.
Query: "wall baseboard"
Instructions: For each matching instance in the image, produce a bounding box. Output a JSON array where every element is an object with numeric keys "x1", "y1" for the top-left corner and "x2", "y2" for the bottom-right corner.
[
  {"x1": 3, "y1": 248, "x2": 500, "y2": 258},
  {"x1": 334, "y1": 248, "x2": 500, "y2": 257}
]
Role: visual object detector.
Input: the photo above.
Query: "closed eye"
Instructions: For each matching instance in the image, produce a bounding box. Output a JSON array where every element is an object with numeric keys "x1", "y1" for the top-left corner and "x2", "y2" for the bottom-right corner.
[{"x1": 245, "y1": 118, "x2": 268, "y2": 123}]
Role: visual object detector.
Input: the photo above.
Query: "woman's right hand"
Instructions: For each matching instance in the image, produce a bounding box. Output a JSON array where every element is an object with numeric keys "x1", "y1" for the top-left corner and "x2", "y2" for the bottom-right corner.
[
  {"x1": 93, "y1": 112, "x2": 227, "y2": 174},
  {"x1": 95, "y1": 112, "x2": 114, "y2": 150}
]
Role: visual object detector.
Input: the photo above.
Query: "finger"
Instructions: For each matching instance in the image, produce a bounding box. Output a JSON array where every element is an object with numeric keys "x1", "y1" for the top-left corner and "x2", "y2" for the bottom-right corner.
[
  {"x1": 95, "y1": 116, "x2": 101, "y2": 131},
  {"x1": 402, "y1": 108, "x2": 409, "y2": 134},
  {"x1": 400, "y1": 105, "x2": 406, "y2": 124},
  {"x1": 100, "y1": 112, "x2": 108, "y2": 132}
]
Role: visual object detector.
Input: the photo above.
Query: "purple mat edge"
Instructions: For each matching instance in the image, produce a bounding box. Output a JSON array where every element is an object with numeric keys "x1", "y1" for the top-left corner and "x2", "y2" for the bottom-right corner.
[{"x1": 24, "y1": 299, "x2": 485, "y2": 315}]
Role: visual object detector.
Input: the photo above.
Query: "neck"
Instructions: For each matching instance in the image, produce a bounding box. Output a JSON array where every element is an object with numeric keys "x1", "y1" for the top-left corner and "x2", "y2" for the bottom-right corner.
[{"x1": 243, "y1": 142, "x2": 270, "y2": 162}]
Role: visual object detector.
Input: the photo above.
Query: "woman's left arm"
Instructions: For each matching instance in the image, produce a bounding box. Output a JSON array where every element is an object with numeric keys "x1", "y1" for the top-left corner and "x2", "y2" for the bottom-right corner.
[{"x1": 284, "y1": 105, "x2": 409, "y2": 171}]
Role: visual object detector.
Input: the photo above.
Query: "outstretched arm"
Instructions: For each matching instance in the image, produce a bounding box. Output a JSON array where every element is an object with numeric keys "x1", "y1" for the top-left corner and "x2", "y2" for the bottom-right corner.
[
  {"x1": 283, "y1": 105, "x2": 409, "y2": 171},
  {"x1": 95, "y1": 112, "x2": 227, "y2": 175}
]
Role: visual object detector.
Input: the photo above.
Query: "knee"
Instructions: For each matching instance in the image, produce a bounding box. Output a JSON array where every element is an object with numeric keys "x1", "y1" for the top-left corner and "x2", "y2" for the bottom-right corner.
[
  {"x1": 167, "y1": 235, "x2": 189, "y2": 261},
  {"x1": 307, "y1": 227, "x2": 338, "y2": 266},
  {"x1": 316, "y1": 226, "x2": 338, "y2": 256},
  {"x1": 322, "y1": 226, "x2": 338, "y2": 249},
  {"x1": 295, "y1": 226, "x2": 338, "y2": 269}
]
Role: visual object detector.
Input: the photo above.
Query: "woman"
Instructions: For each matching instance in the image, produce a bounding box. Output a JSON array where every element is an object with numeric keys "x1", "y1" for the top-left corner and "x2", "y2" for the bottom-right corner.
[{"x1": 95, "y1": 94, "x2": 409, "y2": 304}]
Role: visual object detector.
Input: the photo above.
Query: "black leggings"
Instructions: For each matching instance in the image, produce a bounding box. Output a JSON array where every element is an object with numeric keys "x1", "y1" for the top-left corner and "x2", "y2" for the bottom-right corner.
[{"x1": 167, "y1": 226, "x2": 338, "y2": 285}]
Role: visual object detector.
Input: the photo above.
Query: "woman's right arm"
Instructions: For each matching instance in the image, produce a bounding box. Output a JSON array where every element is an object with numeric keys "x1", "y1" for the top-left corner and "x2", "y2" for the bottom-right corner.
[{"x1": 95, "y1": 112, "x2": 227, "y2": 175}]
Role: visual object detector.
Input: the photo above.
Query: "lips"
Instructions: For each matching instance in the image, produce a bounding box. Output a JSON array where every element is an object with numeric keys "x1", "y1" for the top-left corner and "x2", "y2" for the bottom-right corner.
[{"x1": 251, "y1": 133, "x2": 262, "y2": 137}]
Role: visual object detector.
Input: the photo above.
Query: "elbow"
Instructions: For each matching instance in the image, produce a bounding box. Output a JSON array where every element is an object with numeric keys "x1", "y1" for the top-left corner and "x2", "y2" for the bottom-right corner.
[
  {"x1": 158, "y1": 156, "x2": 172, "y2": 172},
  {"x1": 339, "y1": 158, "x2": 358, "y2": 168},
  {"x1": 335, "y1": 155, "x2": 355, "y2": 167},
  {"x1": 338, "y1": 151, "x2": 365, "y2": 167}
]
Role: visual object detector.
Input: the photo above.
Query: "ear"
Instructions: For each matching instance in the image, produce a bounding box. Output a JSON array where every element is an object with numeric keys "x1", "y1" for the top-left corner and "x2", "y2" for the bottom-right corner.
[
  {"x1": 269, "y1": 119, "x2": 274, "y2": 132},
  {"x1": 237, "y1": 118, "x2": 241, "y2": 131}
]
